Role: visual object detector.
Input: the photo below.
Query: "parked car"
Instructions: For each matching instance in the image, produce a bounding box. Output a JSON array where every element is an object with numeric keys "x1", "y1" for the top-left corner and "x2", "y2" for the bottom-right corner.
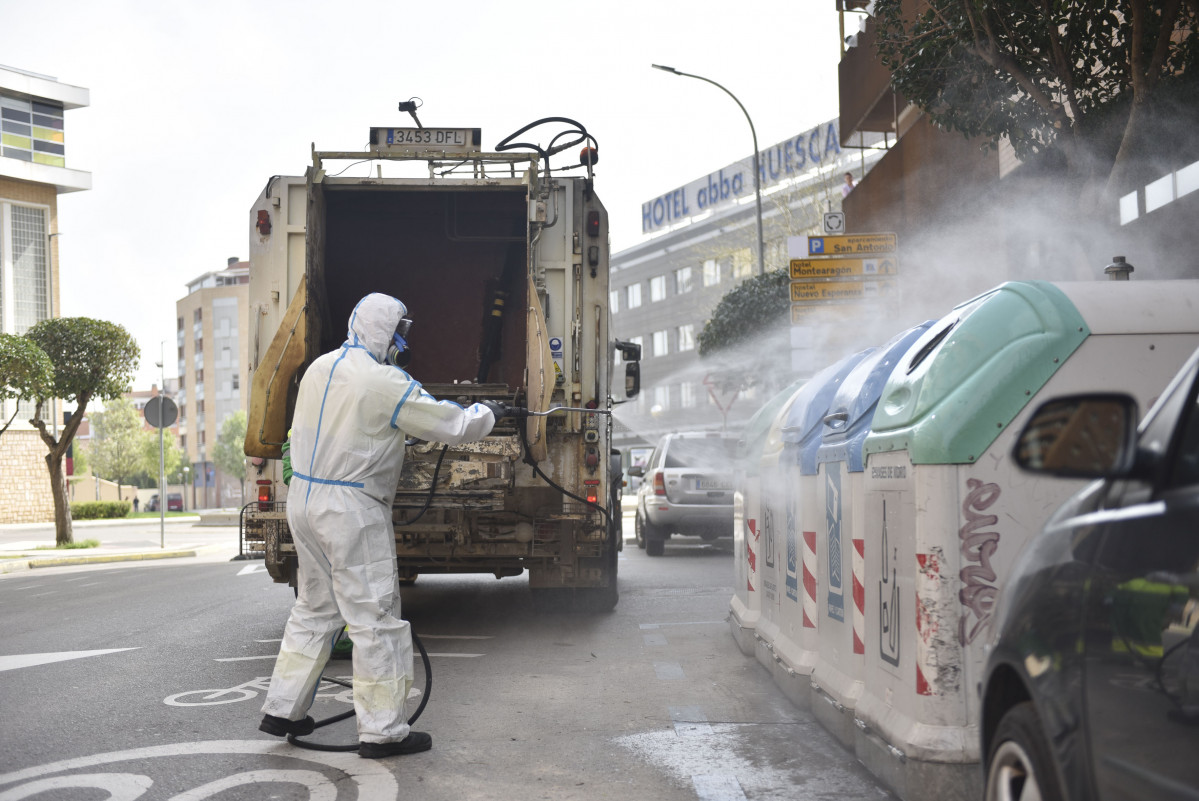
[
  {"x1": 629, "y1": 431, "x2": 738, "y2": 556},
  {"x1": 980, "y1": 345, "x2": 1199, "y2": 800},
  {"x1": 145, "y1": 493, "x2": 183, "y2": 512}
]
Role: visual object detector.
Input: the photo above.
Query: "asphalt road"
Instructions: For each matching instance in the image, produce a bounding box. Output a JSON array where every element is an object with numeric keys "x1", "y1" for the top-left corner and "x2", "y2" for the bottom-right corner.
[{"x1": 0, "y1": 519, "x2": 894, "y2": 800}]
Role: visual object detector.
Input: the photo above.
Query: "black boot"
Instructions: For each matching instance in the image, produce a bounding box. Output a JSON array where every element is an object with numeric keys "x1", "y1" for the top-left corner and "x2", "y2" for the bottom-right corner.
[
  {"x1": 259, "y1": 714, "x2": 316, "y2": 737},
  {"x1": 358, "y1": 732, "x2": 433, "y2": 758}
]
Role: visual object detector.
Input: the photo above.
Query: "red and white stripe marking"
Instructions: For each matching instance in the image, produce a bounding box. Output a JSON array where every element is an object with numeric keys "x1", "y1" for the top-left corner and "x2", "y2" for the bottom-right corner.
[
  {"x1": 915, "y1": 551, "x2": 942, "y2": 696},
  {"x1": 852, "y1": 538, "x2": 865, "y2": 654},
  {"x1": 746, "y1": 518, "x2": 758, "y2": 593},
  {"x1": 802, "y1": 530, "x2": 817, "y2": 628}
]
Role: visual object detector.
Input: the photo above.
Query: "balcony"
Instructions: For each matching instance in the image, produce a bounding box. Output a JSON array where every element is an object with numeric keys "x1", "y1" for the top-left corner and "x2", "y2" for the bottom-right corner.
[{"x1": 838, "y1": 1, "x2": 915, "y2": 144}]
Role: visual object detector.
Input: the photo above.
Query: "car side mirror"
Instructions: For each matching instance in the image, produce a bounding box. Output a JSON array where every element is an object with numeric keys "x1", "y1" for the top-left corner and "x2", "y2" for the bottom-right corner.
[
  {"x1": 628, "y1": 465, "x2": 644, "y2": 478},
  {"x1": 1013, "y1": 393, "x2": 1139, "y2": 478}
]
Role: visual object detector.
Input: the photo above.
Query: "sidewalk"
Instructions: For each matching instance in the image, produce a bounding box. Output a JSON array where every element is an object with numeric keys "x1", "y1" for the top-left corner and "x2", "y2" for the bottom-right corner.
[{"x1": 0, "y1": 515, "x2": 242, "y2": 574}]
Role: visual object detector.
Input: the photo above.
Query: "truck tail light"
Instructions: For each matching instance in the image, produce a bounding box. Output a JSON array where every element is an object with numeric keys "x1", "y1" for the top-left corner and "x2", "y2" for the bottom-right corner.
[
  {"x1": 586, "y1": 210, "x2": 600, "y2": 237},
  {"x1": 256, "y1": 210, "x2": 271, "y2": 235},
  {"x1": 257, "y1": 479, "x2": 272, "y2": 510},
  {"x1": 584, "y1": 479, "x2": 600, "y2": 505},
  {"x1": 653, "y1": 471, "x2": 666, "y2": 497}
]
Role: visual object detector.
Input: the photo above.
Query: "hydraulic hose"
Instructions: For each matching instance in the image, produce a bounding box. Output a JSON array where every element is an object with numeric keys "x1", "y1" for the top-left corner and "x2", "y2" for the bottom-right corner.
[{"x1": 286, "y1": 629, "x2": 432, "y2": 752}]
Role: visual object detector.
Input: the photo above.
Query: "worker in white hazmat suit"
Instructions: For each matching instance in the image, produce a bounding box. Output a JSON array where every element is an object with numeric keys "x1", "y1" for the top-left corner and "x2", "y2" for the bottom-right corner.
[{"x1": 259, "y1": 292, "x2": 500, "y2": 758}]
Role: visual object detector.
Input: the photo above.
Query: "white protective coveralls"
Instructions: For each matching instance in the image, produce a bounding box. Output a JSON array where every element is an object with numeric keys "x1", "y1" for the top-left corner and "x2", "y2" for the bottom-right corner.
[{"x1": 261, "y1": 292, "x2": 496, "y2": 743}]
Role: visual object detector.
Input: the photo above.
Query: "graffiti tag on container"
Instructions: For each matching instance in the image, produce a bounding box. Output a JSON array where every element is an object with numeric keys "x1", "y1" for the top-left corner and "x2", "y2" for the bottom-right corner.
[
  {"x1": 959, "y1": 478, "x2": 1001, "y2": 646},
  {"x1": 764, "y1": 506, "x2": 776, "y2": 569},
  {"x1": 785, "y1": 499, "x2": 799, "y2": 602},
  {"x1": 879, "y1": 498, "x2": 900, "y2": 667},
  {"x1": 826, "y1": 469, "x2": 844, "y2": 622}
]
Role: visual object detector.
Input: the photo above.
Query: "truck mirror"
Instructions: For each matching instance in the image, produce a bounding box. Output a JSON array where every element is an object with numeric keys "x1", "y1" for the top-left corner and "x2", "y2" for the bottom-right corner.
[{"x1": 625, "y1": 362, "x2": 641, "y2": 398}]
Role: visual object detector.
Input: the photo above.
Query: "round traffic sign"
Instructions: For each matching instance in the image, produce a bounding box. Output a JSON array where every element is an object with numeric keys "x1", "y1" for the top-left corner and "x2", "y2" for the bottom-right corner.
[{"x1": 144, "y1": 396, "x2": 178, "y2": 429}]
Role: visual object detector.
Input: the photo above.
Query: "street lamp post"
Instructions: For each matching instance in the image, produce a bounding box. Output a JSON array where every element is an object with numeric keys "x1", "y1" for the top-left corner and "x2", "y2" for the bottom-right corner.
[{"x1": 652, "y1": 64, "x2": 766, "y2": 277}]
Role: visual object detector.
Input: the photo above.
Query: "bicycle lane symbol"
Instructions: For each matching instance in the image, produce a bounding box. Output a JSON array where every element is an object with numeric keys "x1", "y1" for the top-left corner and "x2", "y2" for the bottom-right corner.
[{"x1": 164, "y1": 676, "x2": 354, "y2": 707}]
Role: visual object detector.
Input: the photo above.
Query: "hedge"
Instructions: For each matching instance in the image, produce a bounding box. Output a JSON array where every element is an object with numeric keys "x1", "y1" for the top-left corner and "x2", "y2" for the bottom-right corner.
[{"x1": 70, "y1": 501, "x2": 132, "y2": 520}]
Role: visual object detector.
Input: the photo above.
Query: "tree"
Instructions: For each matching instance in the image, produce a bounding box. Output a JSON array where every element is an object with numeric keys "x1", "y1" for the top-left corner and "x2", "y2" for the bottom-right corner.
[
  {"x1": 874, "y1": 0, "x2": 1199, "y2": 201},
  {"x1": 24, "y1": 318, "x2": 139, "y2": 545},
  {"x1": 0, "y1": 334, "x2": 54, "y2": 438},
  {"x1": 139, "y1": 428, "x2": 184, "y2": 489},
  {"x1": 697, "y1": 268, "x2": 791, "y2": 357},
  {"x1": 695, "y1": 268, "x2": 793, "y2": 396},
  {"x1": 214, "y1": 410, "x2": 248, "y2": 506},
  {"x1": 88, "y1": 396, "x2": 149, "y2": 499}
]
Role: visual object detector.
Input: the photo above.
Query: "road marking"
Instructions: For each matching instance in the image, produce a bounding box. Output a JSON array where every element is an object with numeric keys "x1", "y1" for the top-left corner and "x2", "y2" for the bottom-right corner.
[
  {"x1": 255, "y1": 639, "x2": 282, "y2": 643},
  {"x1": 76, "y1": 583, "x2": 101, "y2": 588},
  {"x1": 418, "y1": 634, "x2": 493, "y2": 639},
  {"x1": 27, "y1": 592, "x2": 57, "y2": 598},
  {"x1": 670, "y1": 706, "x2": 713, "y2": 737},
  {"x1": 0, "y1": 649, "x2": 139, "y2": 673},
  {"x1": 692, "y1": 773, "x2": 748, "y2": 801},
  {"x1": 236, "y1": 564, "x2": 266, "y2": 575},
  {"x1": 639, "y1": 620, "x2": 726, "y2": 630},
  {"x1": 0, "y1": 741, "x2": 397, "y2": 797},
  {"x1": 216, "y1": 652, "x2": 483, "y2": 662},
  {"x1": 654, "y1": 661, "x2": 685, "y2": 680}
]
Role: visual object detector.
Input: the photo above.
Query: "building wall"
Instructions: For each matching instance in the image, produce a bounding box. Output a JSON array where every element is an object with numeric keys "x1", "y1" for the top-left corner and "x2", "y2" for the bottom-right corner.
[{"x1": 0, "y1": 430, "x2": 53, "y2": 523}]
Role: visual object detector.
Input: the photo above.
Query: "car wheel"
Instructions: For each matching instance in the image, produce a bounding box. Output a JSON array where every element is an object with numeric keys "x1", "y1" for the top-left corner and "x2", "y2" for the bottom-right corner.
[
  {"x1": 985, "y1": 702, "x2": 1064, "y2": 801},
  {"x1": 634, "y1": 512, "x2": 648, "y2": 549}
]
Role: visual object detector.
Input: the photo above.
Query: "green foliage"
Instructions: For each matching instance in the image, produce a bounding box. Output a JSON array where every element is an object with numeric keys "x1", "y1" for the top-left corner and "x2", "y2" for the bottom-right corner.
[
  {"x1": 24, "y1": 317, "x2": 139, "y2": 407},
  {"x1": 71, "y1": 441, "x2": 90, "y2": 476},
  {"x1": 0, "y1": 333, "x2": 54, "y2": 434},
  {"x1": 70, "y1": 501, "x2": 131, "y2": 520},
  {"x1": 36, "y1": 539, "x2": 100, "y2": 550},
  {"x1": 873, "y1": 0, "x2": 1198, "y2": 169},
  {"x1": 89, "y1": 396, "x2": 149, "y2": 495},
  {"x1": 213, "y1": 410, "x2": 248, "y2": 481},
  {"x1": 137, "y1": 427, "x2": 184, "y2": 488},
  {"x1": 696, "y1": 269, "x2": 791, "y2": 357}
]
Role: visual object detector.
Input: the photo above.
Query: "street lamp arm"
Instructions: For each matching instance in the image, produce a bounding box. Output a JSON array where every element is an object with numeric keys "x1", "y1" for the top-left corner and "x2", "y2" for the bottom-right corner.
[{"x1": 651, "y1": 64, "x2": 766, "y2": 276}]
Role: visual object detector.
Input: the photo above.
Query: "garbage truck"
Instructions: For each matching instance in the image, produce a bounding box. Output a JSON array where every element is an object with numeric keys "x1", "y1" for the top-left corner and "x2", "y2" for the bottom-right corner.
[{"x1": 239, "y1": 117, "x2": 639, "y2": 611}]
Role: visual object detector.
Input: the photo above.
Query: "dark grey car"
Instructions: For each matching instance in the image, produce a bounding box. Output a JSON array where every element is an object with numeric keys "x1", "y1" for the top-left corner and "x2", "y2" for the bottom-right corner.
[{"x1": 980, "y1": 346, "x2": 1199, "y2": 800}]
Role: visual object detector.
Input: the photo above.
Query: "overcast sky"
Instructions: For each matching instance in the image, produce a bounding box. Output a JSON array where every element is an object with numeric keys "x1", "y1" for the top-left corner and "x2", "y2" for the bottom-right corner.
[{"x1": 2, "y1": 1, "x2": 844, "y2": 388}]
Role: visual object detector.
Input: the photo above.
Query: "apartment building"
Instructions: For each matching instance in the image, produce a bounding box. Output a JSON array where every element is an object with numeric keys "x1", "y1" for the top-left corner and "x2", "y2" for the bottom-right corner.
[
  {"x1": 0, "y1": 65, "x2": 90, "y2": 523},
  {"x1": 610, "y1": 117, "x2": 883, "y2": 453},
  {"x1": 175, "y1": 258, "x2": 248, "y2": 509}
]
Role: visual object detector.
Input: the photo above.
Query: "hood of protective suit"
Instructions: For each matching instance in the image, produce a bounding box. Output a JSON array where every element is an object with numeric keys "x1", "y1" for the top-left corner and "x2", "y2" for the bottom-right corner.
[{"x1": 347, "y1": 293, "x2": 408, "y2": 362}]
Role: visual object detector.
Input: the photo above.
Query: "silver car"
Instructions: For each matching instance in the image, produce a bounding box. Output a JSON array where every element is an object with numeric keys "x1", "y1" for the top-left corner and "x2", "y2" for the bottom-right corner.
[{"x1": 630, "y1": 431, "x2": 737, "y2": 556}]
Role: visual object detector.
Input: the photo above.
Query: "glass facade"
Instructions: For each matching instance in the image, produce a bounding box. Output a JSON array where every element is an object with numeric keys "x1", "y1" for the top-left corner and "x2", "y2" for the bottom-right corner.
[{"x1": 0, "y1": 93, "x2": 65, "y2": 167}]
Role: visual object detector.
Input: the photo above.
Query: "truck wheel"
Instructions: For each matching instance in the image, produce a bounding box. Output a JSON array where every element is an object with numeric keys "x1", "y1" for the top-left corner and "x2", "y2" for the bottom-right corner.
[{"x1": 984, "y1": 702, "x2": 1063, "y2": 801}]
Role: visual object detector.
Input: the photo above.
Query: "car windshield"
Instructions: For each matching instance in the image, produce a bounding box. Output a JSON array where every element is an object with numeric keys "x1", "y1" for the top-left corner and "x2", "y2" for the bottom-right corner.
[{"x1": 664, "y1": 437, "x2": 737, "y2": 469}]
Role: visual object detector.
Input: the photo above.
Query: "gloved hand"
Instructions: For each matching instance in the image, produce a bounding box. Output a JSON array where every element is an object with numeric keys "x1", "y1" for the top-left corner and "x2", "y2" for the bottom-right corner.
[{"x1": 480, "y1": 400, "x2": 510, "y2": 420}]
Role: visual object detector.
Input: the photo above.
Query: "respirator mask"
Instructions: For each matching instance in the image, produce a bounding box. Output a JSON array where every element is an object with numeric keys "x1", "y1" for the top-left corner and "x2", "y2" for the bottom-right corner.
[{"x1": 386, "y1": 317, "x2": 414, "y2": 368}]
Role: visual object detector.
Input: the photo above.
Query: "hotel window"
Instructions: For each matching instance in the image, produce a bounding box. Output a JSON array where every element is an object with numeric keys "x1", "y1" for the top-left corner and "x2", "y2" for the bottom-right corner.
[
  {"x1": 680, "y1": 382, "x2": 697, "y2": 408},
  {"x1": 732, "y1": 247, "x2": 753, "y2": 279},
  {"x1": 649, "y1": 275, "x2": 667, "y2": 302},
  {"x1": 702, "y1": 258, "x2": 720, "y2": 286},
  {"x1": 653, "y1": 385, "x2": 670, "y2": 411},
  {"x1": 626, "y1": 283, "x2": 642, "y2": 309},
  {"x1": 0, "y1": 201, "x2": 50, "y2": 422},
  {"x1": 674, "y1": 266, "x2": 693, "y2": 294},
  {"x1": 652, "y1": 329, "x2": 669, "y2": 357},
  {"x1": 677, "y1": 324, "x2": 695, "y2": 352},
  {"x1": 0, "y1": 94, "x2": 65, "y2": 166}
]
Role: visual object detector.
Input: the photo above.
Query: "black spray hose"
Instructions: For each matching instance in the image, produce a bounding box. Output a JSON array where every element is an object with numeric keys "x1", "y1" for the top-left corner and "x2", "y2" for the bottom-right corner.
[
  {"x1": 286, "y1": 629, "x2": 433, "y2": 752},
  {"x1": 287, "y1": 445, "x2": 447, "y2": 753}
]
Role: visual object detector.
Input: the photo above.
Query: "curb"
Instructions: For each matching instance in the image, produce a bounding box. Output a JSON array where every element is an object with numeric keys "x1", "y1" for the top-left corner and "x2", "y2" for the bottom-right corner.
[{"x1": 0, "y1": 549, "x2": 199, "y2": 573}]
